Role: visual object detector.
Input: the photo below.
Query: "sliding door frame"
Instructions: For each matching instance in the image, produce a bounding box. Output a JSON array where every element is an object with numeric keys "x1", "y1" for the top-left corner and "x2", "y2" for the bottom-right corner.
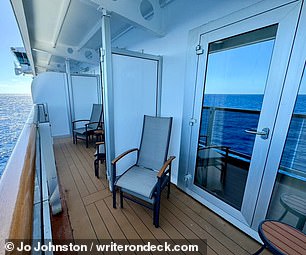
[{"x1": 178, "y1": 0, "x2": 302, "y2": 239}]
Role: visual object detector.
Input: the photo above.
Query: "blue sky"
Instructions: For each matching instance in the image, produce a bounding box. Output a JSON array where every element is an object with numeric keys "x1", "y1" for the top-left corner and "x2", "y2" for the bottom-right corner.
[
  {"x1": 0, "y1": 1, "x2": 32, "y2": 94},
  {"x1": 205, "y1": 38, "x2": 306, "y2": 95},
  {"x1": 205, "y1": 40, "x2": 274, "y2": 95}
]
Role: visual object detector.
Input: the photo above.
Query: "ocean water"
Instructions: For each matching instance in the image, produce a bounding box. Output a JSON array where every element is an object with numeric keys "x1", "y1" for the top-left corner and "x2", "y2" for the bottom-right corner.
[
  {"x1": 201, "y1": 94, "x2": 306, "y2": 172},
  {"x1": 0, "y1": 94, "x2": 304, "y2": 178},
  {"x1": 0, "y1": 94, "x2": 33, "y2": 178}
]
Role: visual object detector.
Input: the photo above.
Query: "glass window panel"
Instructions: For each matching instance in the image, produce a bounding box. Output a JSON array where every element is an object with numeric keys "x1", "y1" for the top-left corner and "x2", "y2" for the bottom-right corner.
[
  {"x1": 194, "y1": 25, "x2": 277, "y2": 210},
  {"x1": 267, "y1": 66, "x2": 306, "y2": 233}
]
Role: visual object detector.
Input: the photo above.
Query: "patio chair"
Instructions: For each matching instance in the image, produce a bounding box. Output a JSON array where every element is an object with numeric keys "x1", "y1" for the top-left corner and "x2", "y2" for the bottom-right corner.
[
  {"x1": 72, "y1": 104, "x2": 103, "y2": 148},
  {"x1": 196, "y1": 145, "x2": 229, "y2": 187},
  {"x1": 111, "y1": 115, "x2": 175, "y2": 228},
  {"x1": 94, "y1": 141, "x2": 106, "y2": 178},
  {"x1": 94, "y1": 128, "x2": 106, "y2": 178}
]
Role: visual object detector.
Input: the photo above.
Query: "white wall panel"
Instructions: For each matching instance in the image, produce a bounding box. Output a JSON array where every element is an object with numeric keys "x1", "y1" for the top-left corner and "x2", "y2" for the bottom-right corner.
[
  {"x1": 31, "y1": 72, "x2": 70, "y2": 136},
  {"x1": 112, "y1": 53, "x2": 158, "y2": 175},
  {"x1": 71, "y1": 75, "x2": 99, "y2": 123}
]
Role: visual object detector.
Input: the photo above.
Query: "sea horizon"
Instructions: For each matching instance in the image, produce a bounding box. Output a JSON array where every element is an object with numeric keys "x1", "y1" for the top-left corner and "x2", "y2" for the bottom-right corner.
[
  {"x1": 0, "y1": 94, "x2": 33, "y2": 177},
  {"x1": 0, "y1": 93, "x2": 305, "y2": 178}
]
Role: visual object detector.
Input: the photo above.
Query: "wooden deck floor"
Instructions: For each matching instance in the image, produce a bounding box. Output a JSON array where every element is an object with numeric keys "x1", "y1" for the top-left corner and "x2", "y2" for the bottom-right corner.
[{"x1": 52, "y1": 137, "x2": 269, "y2": 255}]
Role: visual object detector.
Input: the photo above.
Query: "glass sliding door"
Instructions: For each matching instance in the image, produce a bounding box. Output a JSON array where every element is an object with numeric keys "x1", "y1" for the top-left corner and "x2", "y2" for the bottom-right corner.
[
  {"x1": 184, "y1": 1, "x2": 302, "y2": 229},
  {"x1": 267, "y1": 67, "x2": 306, "y2": 233},
  {"x1": 194, "y1": 26, "x2": 277, "y2": 210}
]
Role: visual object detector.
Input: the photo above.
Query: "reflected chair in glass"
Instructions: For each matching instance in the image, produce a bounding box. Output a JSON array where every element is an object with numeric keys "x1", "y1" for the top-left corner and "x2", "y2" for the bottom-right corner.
[
  {"x1": 196, "y1": 144, "x2": 229, "y2": 188},
  {"x1": 72, "y1": 104, "x2": 103, "y2": 148},
  {"x1": 111, "y1": 115, "x2": 175, "y2": 228}
]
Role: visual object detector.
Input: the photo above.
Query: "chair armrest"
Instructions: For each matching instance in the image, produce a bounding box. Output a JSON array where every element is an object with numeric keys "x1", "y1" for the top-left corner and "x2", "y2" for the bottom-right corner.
[
  {"x1": 96, "y1": 141, "x2": 105, "y2": 146},
  {"x1": 72, "y1": 119, "x2": 89, "y2": 124},
  {"x1": 157, "y1": 156, "x2": 176, "y2": 178},
  {"x1": 111, "y1": 148, "x2": 139, "y2": 165},
  {"x1": 85, "y1": 121, "x2": 101, "y2": 127},
  {"x1": 72, "y1": 119, "x2": 89, "y2": 130}
]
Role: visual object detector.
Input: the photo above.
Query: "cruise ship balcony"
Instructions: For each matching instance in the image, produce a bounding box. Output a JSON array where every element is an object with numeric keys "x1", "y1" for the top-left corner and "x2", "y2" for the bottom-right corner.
[
  {"x1": 5, "y1": 0, "x2": 306, "y2": 254},
  {"x1": 51, "y1": 137, "x2": 265, "y2": 255}
]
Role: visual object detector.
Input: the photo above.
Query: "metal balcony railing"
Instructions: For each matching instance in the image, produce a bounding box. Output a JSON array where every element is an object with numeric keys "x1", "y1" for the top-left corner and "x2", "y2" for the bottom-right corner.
[{"x1": 201, "y1": 105, "x2": 306, "y2": 181}]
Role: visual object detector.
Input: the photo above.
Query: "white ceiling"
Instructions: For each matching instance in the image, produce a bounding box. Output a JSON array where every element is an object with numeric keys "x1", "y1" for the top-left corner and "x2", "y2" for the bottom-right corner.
[{"x1": 11, "y1": 0, "x2": 175, "y2": 75}]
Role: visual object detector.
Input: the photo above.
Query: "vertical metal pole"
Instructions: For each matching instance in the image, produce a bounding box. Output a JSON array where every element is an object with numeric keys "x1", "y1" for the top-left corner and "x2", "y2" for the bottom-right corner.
[
  {"x1": 65, "y1": 59, "x2": 74, "y2": 134},
  {"x1": 96, "y1": 75, "x2": 102, "y2": 105},
  {"x1": 100, "y1": 9, "x2": 115, "y2": 189},
  {"x1": 156, "y1": 57, "x2": 163, "y2": 117}
]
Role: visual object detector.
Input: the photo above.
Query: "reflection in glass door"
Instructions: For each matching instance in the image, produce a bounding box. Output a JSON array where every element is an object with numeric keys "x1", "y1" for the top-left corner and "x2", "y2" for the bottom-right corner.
[
  {"x1": 267, "y1": 67, "x2": 306, "y2": 233},
  {"x1": 194, "y1": 25, "x2": 277, "y2": 210}
]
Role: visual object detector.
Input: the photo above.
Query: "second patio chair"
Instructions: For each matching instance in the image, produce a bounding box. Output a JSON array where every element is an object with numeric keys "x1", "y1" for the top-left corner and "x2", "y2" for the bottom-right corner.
[
  {"x1": 112, "y1": 115, "x2": 175, "y2": 227},
  {"x1": 94, "y1": 141, "x2": 106, "y2": 178},
  {"x1": 72, "y1": 104, "x2": 103, "y2": 148}
]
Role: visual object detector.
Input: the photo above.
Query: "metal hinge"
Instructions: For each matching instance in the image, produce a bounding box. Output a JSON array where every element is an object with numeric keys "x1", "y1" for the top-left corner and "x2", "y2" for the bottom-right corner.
[
  {"x1": 99, "y1": 48, "x2": 105, "y2": 62},
  {"x1": 189, "y1": 118, "x2": 197, "y2": 126},
  {"x1": 184, "y1": 174, "x2": 192, "y2": 181},
  {"x1": 184, "y1": 174, "x2": 192, "y2": 187},
  {"x1": 196, "y1": 45, "x2": 204, "y2": 55}
]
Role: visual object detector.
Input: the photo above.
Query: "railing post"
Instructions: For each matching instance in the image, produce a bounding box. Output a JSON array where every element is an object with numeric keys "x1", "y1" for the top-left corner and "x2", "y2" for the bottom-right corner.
[{"x1": 206, "y1": 107, "x2": 216, "y2": 146}]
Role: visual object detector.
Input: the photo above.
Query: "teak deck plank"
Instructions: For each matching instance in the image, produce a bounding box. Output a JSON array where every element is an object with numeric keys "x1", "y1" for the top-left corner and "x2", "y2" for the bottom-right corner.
[
  {"x1": 95, "y1": 199, "x2": 127, "y2": 240},
  {"x1": 64, "y1": 142, "x2": 98, "y2": 194},
  {"x1": 60, "y1": 143, "x2": 90, "y2": 197},
  {"x1": 54, "y1": 142, "x2": 96, "y2": 239},
  {"x1": 52, "y1": 138, "x2": 266, "y2": 255},
  {"x1": 171, "y1": 188, "x2": 262, "y2": 253},
  {"x1": 85, "y1": 203, "x2": 112, "y2": 240},
  {"x1": 167, "y1": 196, "x2": 248, "y2": 255},
  {"x1": 162, "y1": 199, "x2": 233, "y2": 255},
  {"x1": 73, "y1": 142, "x2": 106, "y2": 191},
  {"x1": 120, "y1": 201, "x2": 156, "y2": 240},
  {"x1": 83, "y1": 189, "x2": 112, "y2": 206}
]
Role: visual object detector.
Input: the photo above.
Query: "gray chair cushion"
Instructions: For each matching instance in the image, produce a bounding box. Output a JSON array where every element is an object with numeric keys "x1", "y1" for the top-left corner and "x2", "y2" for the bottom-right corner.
[
  {"x1": 137, "y1": 116, "x2": 172, "y2": 171},
  {"x1": 73, "y1": 127, "x2": 94, "y2": 135},
  {"x1": 88, "y1": 104, "x2": 103, "y2": 129},
  {"x1": 116, "y1": 165, "x2": 157, "y2": 198},
  {"x1": 121, "y1": 188, "x2": 155, "y2": 204}
]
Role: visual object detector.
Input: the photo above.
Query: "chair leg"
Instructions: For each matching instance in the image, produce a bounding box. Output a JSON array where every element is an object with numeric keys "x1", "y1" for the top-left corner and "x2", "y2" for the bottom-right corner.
[
  {"x1": 113, "y1": 187, "x2": 117, "y2": 209},
  {"x1": 167, "y1": 181, "x2": 171, "y2": 199},
  {"x1": 153, "y1": 196, "x2": 161, "y2": 228},
  {"x1": 86, "y1": 134, "x2": 89, "y2": 148},
  {"x1": 120, "y1": 189, "x2": 123, "y2": 208},
  {"x1": 253, "y1": 245, "x2": 266, "y2": 255},
  {"x1": 94, "y1": 159, "x2": 99, "y2": 178}
]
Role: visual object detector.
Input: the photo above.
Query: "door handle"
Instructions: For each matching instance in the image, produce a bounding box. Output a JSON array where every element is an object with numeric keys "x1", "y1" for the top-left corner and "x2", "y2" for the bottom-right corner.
[{"x1": 245, "y1": 128, "x2": 270, "y2": 140}]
